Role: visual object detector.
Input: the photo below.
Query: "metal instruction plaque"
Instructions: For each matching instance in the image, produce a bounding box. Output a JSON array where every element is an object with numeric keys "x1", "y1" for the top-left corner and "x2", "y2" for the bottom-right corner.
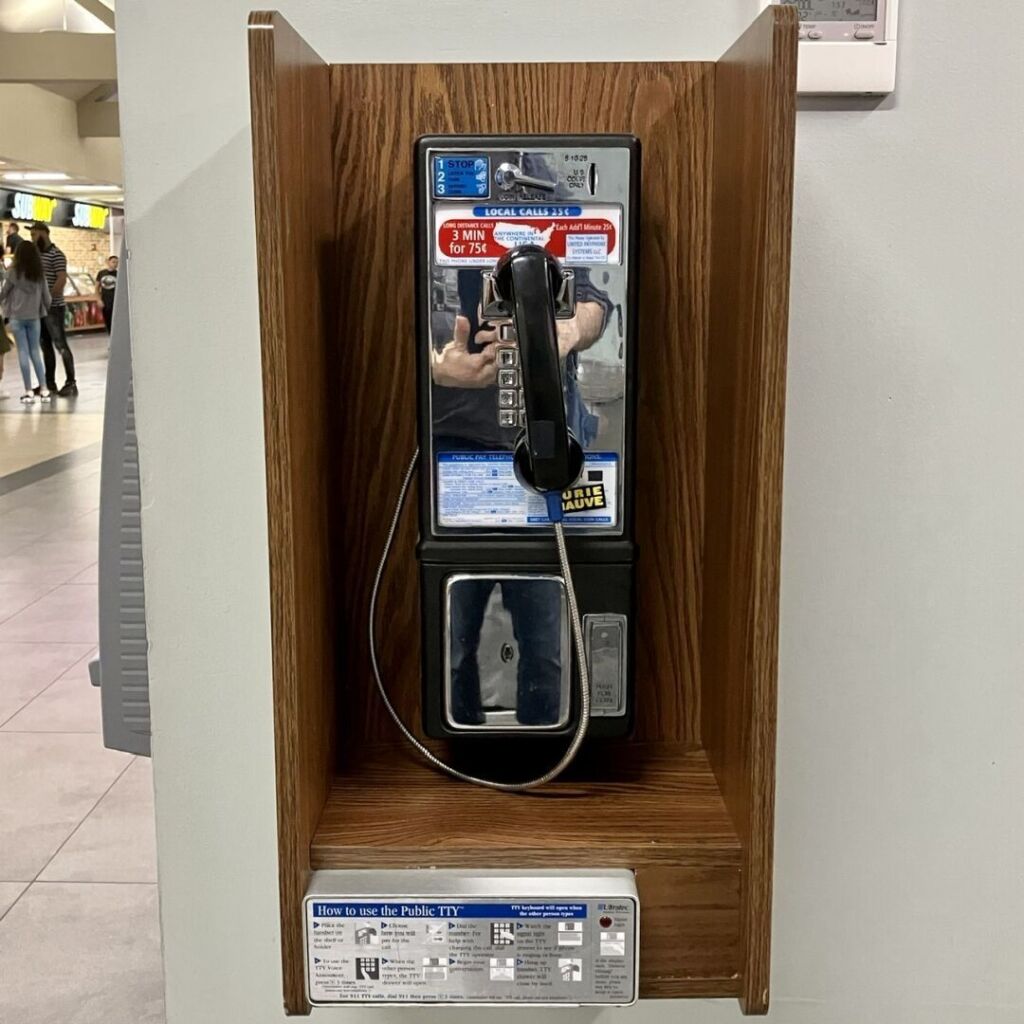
[{"x1": 304, "y1": 869, "x2": 638, "y2": 1006}]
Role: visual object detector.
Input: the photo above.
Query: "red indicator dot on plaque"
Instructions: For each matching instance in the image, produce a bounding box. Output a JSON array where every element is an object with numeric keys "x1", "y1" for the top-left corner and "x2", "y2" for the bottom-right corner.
[{"x1": 600, "y1": 916, "x2": 613, "y2": 928}]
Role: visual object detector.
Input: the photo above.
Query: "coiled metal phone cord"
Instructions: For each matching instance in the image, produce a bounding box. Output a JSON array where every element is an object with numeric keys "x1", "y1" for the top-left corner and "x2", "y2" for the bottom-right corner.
[{"x1": 369, "y1": 447, "x2": 591, "y2": 792}]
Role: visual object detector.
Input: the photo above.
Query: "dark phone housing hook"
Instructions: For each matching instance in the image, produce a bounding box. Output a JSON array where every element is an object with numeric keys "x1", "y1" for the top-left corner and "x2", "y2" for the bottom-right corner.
[{"x1": 492, "y1": 244, "x2": 584, "y2": 496}]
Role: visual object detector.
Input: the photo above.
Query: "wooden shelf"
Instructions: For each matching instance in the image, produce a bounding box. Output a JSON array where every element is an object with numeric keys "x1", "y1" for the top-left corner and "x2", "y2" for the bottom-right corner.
[
  {"x1": 313, "y1": 744, "x2": 743, "y2": 996},
  {"x1": 312, "y1": 743, "x2": 739, "y2": 869}
]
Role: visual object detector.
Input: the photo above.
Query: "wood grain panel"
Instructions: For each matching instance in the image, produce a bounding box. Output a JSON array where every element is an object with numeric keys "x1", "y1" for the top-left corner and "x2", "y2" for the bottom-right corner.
[
  {"x1": 636, "y1": 866, "x2": 741, "y2": 995},
  {"x1": 702, "y1": 5, "x2": 798, "y2": 1014},
  {"x1": 312, "y1": 744, "x2": 739, "y2": 869},
  {"x1": 327, "y1": 61, "x2": 714, "y2": 746},
  {"x1": 311, "y1": 746, "x2": 741, "y2": 997},
  {"x1": 248, "y1": 11, "x2": 796, "y2": 1013},
  {"x1": 248, "y1": 11, "x2": 335, "y2": 1015}
]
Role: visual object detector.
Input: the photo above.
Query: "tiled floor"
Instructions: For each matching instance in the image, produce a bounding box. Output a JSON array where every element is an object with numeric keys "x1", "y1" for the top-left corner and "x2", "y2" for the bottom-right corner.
[
  {"x1": 0, "y1": 333, "x2": 107, "y2": 476},
  {"x1": 0, "y1": 335, "x2": 165, "y2": 1023}
]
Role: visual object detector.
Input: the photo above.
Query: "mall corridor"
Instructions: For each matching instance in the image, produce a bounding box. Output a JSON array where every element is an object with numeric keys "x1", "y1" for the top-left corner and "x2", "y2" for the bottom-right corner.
[{"x1": 0, "y1": 336, "x2": 165, "y2": 1023}]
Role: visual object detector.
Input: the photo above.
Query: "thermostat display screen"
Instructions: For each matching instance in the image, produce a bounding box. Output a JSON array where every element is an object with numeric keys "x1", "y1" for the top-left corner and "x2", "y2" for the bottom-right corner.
[{"x1": 783, "y1": 0, "x2": 877, "y2": 19}]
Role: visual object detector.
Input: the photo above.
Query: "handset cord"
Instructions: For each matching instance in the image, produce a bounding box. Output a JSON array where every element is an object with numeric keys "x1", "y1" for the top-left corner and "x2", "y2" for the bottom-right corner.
[{"x1": 369, "y1": 447, "x2": 591, "y2": 792}]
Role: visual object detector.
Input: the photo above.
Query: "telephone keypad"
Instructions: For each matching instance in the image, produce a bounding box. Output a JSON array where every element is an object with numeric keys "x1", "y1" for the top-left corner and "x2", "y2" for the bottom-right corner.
[{"x1": 496, "y1": 344, "x2": 521, "y2": 427}]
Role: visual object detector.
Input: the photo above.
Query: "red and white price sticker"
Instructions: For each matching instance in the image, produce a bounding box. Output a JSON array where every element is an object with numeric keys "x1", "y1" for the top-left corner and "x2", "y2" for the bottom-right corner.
[{"x1": 434, "y1": 203, "x2": 622, "y2": 267}]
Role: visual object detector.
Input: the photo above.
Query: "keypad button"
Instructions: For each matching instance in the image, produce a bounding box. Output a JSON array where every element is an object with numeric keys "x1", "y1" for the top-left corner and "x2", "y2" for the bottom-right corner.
[
  {"x1": 498, "y1": 389, "x2": 517, "y2": 408},
  {"x1": 498, "y1": 409, "x2": 518, "y2": 428},
  {"x1": 497, "y1": 348, "x2": 518, "y2": 367},
  {"x1": 498, "y1": 369, "x2": 519, "y2": 387}
]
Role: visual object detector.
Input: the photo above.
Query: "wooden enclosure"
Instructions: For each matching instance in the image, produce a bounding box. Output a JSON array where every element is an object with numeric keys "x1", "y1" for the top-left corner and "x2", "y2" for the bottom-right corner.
[{"x1": 248, "y1": 6, "x2": 797, "y2": 1015}]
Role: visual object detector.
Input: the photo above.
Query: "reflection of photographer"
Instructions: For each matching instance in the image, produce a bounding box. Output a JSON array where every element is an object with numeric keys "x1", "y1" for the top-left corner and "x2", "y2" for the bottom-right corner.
[
  {"x1": 431, "y1": 267, "x2": 610, "y2": 450},
  {"x1": 449, "y1": 577, "x2": 563, "y2": 727},
  {"x1": 432, "y1": 292, "x2": 607, "y2": 388}
]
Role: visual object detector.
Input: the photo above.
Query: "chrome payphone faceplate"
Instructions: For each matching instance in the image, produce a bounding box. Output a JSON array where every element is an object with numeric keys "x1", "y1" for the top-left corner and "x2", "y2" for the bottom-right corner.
[
  {"x1": 416, "y1": 135, "x2": 639, "y2": 741},
  {"x1": 423, "y1": 141, "x2": 635, "y2": 536}
]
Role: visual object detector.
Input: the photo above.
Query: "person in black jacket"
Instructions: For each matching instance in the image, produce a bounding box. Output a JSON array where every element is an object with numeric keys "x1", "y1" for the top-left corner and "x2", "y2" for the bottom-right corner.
[
  {"x1": 96, "y1": 255, "x2": 118, "y2": 334},
  {"x1": 5, "y1": 223, "x2": 22, "y2": 255}
]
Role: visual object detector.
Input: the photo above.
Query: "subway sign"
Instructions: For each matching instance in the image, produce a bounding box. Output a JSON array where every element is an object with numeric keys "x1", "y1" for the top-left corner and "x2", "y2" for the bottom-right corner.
[
  {"x1": 11, "y1": 192, "x2": 58, "y2": 223},
  {"x1": 72, "y1": 203, "x2": 109, "y2": 229},
  {"x1": 3, "y1": 190, "x2": 113, "y2": 230}
]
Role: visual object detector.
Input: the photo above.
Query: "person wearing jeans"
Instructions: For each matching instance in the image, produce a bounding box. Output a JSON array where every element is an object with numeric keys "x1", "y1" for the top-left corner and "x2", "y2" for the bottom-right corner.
[
  {"x1": 39, "y1": 308, "x2": 75, "y2": 394},
  {"x1": 29, "y1": 221, "x2": 76, "y2": 396},
  {"x1": 8, "y1": 318, "x2": 48, "y2": 402},
  {"x1": 0, "y1": 239, "x2": 52, "y2": 403}
]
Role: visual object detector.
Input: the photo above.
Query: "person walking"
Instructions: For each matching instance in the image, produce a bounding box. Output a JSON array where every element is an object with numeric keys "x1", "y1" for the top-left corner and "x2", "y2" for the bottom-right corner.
[
  {"x1": 5, "y1": 222, "x2": 22, "y2": 254},
  {"x1": 96, "y1": 254, "x2": 118, "y2": 334},
  {"x1": 0, "y1": 260, "x2": 9, "y2": 399},
  {"x1": 29, "y1": 221, "x2": 76, "y2": 397},
  {"x1": 0, "y1": 325, "x2": 11, "y2": 399},
  {"x1": 0, "y1": 239, "x2": 51, "y2": 404}
]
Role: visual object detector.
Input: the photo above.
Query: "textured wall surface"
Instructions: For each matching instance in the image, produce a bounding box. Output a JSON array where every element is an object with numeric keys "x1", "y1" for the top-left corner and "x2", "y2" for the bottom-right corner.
[
  {"x1": 116, "y1": 1, "x2": 1024, "y2": 1022},
  {"x1": 47, "y1": 226, "x2": 111, "y2": 273}
]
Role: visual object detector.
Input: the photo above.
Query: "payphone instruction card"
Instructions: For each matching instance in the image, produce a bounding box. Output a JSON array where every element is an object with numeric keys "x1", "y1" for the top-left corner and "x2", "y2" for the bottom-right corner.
[
  {"x1": 437, "y1": 451, "x2": 618, "y2": 528},
  {"x1": 434, "y1": 203, "x2": 623, "y2": 268},
  {"x1": 305, "y1": 897, "x2": 637, "y2": 1005}
]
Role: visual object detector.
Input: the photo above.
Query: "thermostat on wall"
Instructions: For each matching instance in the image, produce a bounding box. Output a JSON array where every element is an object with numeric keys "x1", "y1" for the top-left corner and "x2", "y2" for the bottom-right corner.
[{"x1": 764, "y1": 0, "x2": 899, "y2": 94}]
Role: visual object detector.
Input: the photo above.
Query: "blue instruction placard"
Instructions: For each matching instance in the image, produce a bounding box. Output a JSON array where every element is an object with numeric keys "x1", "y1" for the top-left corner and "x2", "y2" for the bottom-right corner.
[
  {"x1": 436, "y1": 451, "x2": 618, "y2": 528},
  {"x1": 433, "y1": 155, "x2": 490, "y2": 198},
  {"x1": 312, "y1": 902, "x2": 588, "y2": 920}
]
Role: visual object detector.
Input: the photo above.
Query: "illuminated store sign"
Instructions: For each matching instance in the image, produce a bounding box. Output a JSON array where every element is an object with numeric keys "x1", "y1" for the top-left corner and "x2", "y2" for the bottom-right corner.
[
  {"x1": 72, "y1": 203, "x2": 109, "y2": 230},
  {"x1": 12, "y1": 192, "x2": 58, "y2": 222},
  {"x1": 2, "y1": 190, "x2": 115, "y2": 230}
]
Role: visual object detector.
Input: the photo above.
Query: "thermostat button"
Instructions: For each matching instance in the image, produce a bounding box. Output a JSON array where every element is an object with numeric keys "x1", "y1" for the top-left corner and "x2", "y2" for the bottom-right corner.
[
  {"x1": 807, "y1": 28, "x2": 823, "y2": 39},
  {"x1": 854, "y1": 28, "x2": 875, "y2": 39}
]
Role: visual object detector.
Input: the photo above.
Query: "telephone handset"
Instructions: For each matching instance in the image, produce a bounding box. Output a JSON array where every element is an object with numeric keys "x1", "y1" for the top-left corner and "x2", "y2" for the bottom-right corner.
[
  {"x1": 487, "y1": 245, "x2": 584, "y2": 496},
  {"x1": 371, "y1": 135, "x2": 639, "y2": 790}
]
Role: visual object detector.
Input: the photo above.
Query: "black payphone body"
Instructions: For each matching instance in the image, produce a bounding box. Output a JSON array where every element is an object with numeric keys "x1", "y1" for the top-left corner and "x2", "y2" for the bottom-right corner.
[{"x1": 414, "y1": 135, "x2": 639, "y2": 743}]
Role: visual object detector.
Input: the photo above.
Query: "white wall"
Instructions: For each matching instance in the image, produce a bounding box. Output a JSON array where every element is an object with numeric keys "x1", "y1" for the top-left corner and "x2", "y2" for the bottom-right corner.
[
  {"x1": 116, "y1": 1, "x2": 1024, "y2": 1022},
  {"x1": 0, "y1": 83, "x2": 121, "y2": 183}
]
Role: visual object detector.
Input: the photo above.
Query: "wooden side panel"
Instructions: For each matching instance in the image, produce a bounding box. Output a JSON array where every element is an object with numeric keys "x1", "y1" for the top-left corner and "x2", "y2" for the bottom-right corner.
[
  {"x1": 328, "y1": 61, "x2": 713, "y2": 746},
  {"x1": 637, "y1": 866, "x2": 740, "y2": 996},
  {"x1": 248, "y1": 11, "x2": 335, "y2": 1015},
  {"x1": 702, "y1": 5, "x2": 798, "y2": 1014}
]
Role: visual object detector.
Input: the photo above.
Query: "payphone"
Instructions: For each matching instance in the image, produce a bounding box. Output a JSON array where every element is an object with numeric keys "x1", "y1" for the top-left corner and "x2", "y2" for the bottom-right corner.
[{"x1": 371, "y1": 135, "x2": 639, "y2": 788}]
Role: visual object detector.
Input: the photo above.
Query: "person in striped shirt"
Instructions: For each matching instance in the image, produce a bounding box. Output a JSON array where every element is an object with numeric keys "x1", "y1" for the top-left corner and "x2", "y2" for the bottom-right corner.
[{"x1": 30, "y1": 221, "x2": 77, "y2": 397}]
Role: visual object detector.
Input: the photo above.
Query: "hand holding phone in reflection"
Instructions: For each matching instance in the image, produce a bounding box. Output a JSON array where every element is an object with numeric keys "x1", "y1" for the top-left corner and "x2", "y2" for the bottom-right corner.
[{"x1": 431, "y1": 315, "x2": 497, "y2": 388}]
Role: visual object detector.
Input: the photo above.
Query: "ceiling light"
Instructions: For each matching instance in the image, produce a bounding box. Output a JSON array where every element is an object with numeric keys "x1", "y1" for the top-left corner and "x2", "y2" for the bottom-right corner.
[
  {"x1": 60, "y1": 185, "x2": 122, "y2": 192},
  {"x1": 3, "y1": 172, "x2": 71, "y2": 182}
]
